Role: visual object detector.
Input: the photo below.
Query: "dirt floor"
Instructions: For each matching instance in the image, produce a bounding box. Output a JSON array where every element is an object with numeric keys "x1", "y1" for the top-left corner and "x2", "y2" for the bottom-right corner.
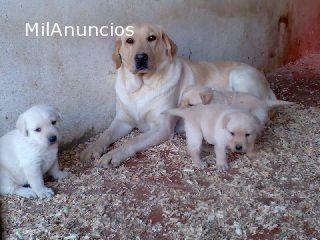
[
  {"x1": 267, "y1": 53, "x2": 320, "y2": 107},
  {"x1": 1, "y1": 54, "x2": 320, "y2": 239}
]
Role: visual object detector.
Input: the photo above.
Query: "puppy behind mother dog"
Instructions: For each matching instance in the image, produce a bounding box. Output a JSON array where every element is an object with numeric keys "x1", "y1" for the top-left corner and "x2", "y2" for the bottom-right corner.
[{"x1": 81, "y1": 23, "x2": 276, "y2": 167}]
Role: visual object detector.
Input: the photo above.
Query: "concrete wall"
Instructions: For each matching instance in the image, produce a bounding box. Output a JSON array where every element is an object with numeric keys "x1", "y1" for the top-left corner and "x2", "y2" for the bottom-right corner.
[
  {"x1": 0, "y1": 0, "x2": 290, "y2": 146},
  {"x1": 283, "y1": 0, "x2": 320, "y2": 63}
]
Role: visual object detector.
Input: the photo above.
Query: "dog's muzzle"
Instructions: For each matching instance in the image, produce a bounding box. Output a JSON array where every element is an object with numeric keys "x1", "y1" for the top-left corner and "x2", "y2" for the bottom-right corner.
[{"x1": 135, "y1": 53, "x2": 148, "y2": 71}]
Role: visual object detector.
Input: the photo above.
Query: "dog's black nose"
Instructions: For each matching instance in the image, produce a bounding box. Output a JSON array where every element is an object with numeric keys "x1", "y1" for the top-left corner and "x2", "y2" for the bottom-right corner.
[
  {"x1": 135, "y1": 53, "x2": 148, "y2": 62},
  {"x1": 135, "y1": 53, "x2": 148, "y2": 70},
  {"x1": 235, "y1": 144, "x2": 242, "y2": 151},
  {"x1": 48, "y1": 135, "x2": 57, "y2": 143}
]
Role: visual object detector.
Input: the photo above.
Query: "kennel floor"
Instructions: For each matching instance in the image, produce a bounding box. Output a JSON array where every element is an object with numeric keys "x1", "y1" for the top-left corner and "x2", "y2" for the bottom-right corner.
[{"x1": 1, "y1": 54, "x2": 319, "y2": 239}]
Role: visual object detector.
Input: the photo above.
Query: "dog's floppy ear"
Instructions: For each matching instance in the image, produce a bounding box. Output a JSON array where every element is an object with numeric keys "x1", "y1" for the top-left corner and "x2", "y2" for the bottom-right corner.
[
  {"x1": 252, "y1": 114, "x2": 262, "y2": 132},
  {"x1": 222, "y1": 113, "x2": 231, "y2": 129},
  {"x1": 180, "y1": 98, "x2": 190, "y2": 108},
  {"x1": 45, "y1": 105, "x2": 62, "y2": 122},
  {"x1": 199, "y1": 89, "x2": 213, "y2": 104},
  {"x1": 162, "y1": 31, "x2": 177, "y2": 61},
  {"x1": 54, "y1": 107, "x2": 63, "y2": 121},
  {"x1": 16, "y1": 113, "x2": 28, "y2": 136},
  {"x1": 112, "y1": 37, "x2": 122, "y2": 69}
]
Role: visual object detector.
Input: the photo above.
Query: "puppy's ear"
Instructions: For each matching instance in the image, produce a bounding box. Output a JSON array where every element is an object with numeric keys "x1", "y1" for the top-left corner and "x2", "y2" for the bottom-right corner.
[
  {"x1": 222, "y1": 113, "x2": 231, "y2": 129},
  {"x1": 16, "y1": 113, "x2": 28, "y2": 136},
  {"x1": 112, "y1": 37, "x2": 122, "y2": 69},
  {"x1": 200, "y1": 90, "x2": 213, "y2": 104},
  {"x1": 162, "y1": 31, "x2": 177, "y2": 61},
  {"x1": 252, "y1": 115, "x2": 262, "y2": 132},
  {"x1": 180, "y1": 99, "x2": 190, "y2": 108},
  {"x1": 54, "y1": 107, "x2": 63, "y2": 121}
]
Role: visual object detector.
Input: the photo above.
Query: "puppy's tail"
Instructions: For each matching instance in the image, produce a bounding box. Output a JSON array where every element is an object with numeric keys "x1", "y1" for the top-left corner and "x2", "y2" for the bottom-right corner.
[
  {"x1": 266, "y1": 100, "x2": 295, "y2": 108},
  {"x1": 162, "y1": 108, "x2": 187, "y2": 119}
]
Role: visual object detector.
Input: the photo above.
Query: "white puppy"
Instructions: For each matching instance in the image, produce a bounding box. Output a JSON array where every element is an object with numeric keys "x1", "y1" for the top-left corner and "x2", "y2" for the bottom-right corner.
[
  {"x1": 0, "y1": 105, "x2": 69, "y2": 198},
  {"x1": 165, "y1": 104, "x2": 262, "y2": 170},
  {"x1": 180, "y1": 85, "x2": 293, "y2": 125}
]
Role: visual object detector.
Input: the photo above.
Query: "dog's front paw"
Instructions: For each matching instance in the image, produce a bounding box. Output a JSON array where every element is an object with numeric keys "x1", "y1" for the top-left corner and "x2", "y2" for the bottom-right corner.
[
  {"x1": 14, "y1": 187, "x2": 37, "y2": 198},
  {"x1": 96, "y1": 147, "x2": 130, "y2": 168},
  {"x1": 54, "y1": 170, "x2": 70, "y2": 180},
  {"x1": 247, "y1": 151, "x2": 257, "y2": 160},
  {"x1": 80, "y1": 143, "x2": 105, "y2": 162},
  {"x1": 216, "y1": 163, "x2": 230, "y2": 172},
  {"x1": 34, "y1": 187, "x2": 54, "y2": 199},
  {"x1": 194, "y1": 160, "x2": 208, "y2": 169}
]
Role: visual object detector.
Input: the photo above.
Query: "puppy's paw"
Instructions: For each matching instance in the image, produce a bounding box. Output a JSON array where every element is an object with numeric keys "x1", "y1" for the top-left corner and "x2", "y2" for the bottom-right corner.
[
  {"x1": 216, "y1": 163, "x2": 230, "y2": 172},
  {"x1": 247, "y1": 151, "x2": 257, "y2": 160},
  {"x1": 80, "y1": 144, "x2": 105, "y2": 162},
  {"x1": 14, "y1": 187, "x2": 37, "y2": 198},
  {"x1": 54, "y1": 171, "x2": 70, "y2": 180},
  {"x1": 194, "y1": 160, "x2": 208, "y2": 169},
  {"x1": 96, "y1": 154, "x2": 111, "y2": 169},
  {"x1": 34, "y1": 187, "x2": 54, "y2": 199},
  {"x1": 97, "y1": 147, "x2": 129, "y2": 168}
]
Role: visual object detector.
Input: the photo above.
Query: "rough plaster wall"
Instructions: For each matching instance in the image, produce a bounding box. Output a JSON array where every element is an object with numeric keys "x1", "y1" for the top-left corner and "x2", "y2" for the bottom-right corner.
[
  {"x1": 0, "y1": 0, "x2": 289, "y2": 146},
  {"x1": 284, "y1": 0, "x2": 320, "y2": 62}
]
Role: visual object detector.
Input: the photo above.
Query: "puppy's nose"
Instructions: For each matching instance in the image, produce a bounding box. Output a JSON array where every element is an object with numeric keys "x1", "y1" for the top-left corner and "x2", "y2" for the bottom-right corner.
[
  {"x1": 235, "y1": 144, "x2": 243, "y2": 151},
  {"x1": 48, "y1": 135, "x2": 57, "y2": 143},
  {"x1": 135, "y1": 53, "x2": 148, "y2": 69}
]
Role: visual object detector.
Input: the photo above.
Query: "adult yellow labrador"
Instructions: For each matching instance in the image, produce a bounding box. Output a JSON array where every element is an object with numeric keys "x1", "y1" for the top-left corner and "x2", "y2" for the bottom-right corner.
[{"x1": 80, "y1": 23, "x2": 276, "y2": 167}]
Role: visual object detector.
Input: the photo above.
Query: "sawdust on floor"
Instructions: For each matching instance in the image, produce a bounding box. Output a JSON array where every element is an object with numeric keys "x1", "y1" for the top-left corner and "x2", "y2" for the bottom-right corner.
[{"x1": 1, "y1": 104, "x2": 319, "y2": 239}]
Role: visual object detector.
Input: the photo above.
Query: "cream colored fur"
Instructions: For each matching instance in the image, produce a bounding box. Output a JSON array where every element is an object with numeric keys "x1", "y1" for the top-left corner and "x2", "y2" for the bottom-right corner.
[
  {"x1": 80, "y1": 23, "x2": 276, "y2": 168},
  {"x1": 0, "y1": 105, "x2": 69, "y2": 198},
  {"x1": 180, "y1": 85, "x2": 293, "y2": 125},
  {"x1": 165, "y1": 104, "x2": 262, "y2": 170}
]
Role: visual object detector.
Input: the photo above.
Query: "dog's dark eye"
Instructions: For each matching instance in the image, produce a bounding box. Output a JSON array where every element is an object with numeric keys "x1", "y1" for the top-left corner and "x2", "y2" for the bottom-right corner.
[
  {"x1": 51, "y1": 121, "x2": 57, "y2": 125},
  {"x1": 126, "y1": 38, "x2": 134, "y2": 44},
  {"x1": 35, "y1": 128, "x2": 41, "y2": 132},
  {"x1": 230, "y1": 132, "x2": 234, "y2": 136},
  {"x1": 188, "y1": 104, "x2": 193, "y2": 107},
  {"x1": 245, "y1": 133, "x2": 250, "y2": 137},
  {"x1": 147, "y1": 35, "x2": 156, "y2": 42}
]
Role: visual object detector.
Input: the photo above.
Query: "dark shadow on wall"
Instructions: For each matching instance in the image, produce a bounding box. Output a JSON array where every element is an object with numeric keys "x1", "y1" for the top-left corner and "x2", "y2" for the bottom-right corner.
[{"x1": 284, "y1": 0, "x2": 320, "y2": 63}]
